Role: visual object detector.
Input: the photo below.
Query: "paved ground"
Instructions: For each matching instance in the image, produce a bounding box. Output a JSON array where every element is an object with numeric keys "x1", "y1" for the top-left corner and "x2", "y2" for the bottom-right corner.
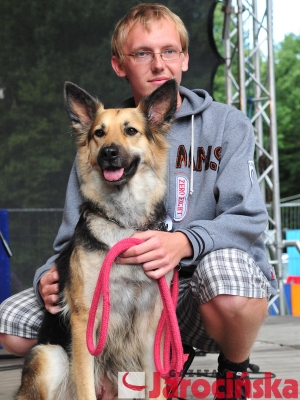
[
  {"x1": 1, "y1": 315, "x2": 299, "y2": 399},
  {"x1": 183, "y1": 315, "x2": 300, "y2": 399}
]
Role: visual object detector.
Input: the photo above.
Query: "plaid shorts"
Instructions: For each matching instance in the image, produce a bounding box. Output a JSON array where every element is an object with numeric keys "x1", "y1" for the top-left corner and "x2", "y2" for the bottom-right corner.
[
  {"x1": 0, "y1": 248, "x2": 270, "y2": 351},
  {"x1": 0, "y1": 288, "x2": 44, "y2": 339},
  {"x1": 176, "y1": 248, "x2": 271, "y2": 353}
]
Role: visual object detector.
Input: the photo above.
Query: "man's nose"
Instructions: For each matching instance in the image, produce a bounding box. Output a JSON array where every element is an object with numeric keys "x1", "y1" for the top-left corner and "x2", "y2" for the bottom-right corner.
[{"x1": 151, "y1": 53, "x2": 165, "y2": 70}]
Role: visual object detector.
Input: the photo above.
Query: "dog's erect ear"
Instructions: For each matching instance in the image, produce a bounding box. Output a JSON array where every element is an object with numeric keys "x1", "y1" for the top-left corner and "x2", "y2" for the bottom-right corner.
[
  {"x1": 138, "y1": 79, "x2": 178, "y2": 125},
  {"x1": 64, "y1": 82, "x2": 98, "y2": 128}
]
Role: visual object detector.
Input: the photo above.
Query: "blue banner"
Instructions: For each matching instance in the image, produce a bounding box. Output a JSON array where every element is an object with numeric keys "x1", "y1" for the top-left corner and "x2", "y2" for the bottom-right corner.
[{"x1": 0, "y1": 209, "x2": 12, "y2": 303}]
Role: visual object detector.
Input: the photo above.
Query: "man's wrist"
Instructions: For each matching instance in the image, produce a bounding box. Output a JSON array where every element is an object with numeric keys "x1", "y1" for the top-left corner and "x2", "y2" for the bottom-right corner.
[{"x1": 173, "y1": 231, "x2": 193, "y2": 259}]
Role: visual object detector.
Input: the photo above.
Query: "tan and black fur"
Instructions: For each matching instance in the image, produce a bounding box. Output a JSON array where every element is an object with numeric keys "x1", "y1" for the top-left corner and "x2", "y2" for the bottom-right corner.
[{"x1": 16, "y1": 79, "x2": 178, "y2": 400}]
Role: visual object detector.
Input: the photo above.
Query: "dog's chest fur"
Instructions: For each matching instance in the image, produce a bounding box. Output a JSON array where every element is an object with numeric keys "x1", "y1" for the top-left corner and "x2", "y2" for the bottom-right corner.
[{"x1": 70, "y1": 202, "x2": 163, "y2": 309}]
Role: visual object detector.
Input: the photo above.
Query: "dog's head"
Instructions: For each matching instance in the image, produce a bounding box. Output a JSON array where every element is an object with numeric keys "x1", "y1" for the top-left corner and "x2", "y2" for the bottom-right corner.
[{"x1": 64, "y1": 80, "x2": 177, "y2": 207}]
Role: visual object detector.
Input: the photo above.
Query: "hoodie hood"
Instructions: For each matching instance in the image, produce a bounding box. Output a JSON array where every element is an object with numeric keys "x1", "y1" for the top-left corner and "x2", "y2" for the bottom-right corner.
[{"x1": 176, "y1": 86, "x2": 213, "y2": 119}]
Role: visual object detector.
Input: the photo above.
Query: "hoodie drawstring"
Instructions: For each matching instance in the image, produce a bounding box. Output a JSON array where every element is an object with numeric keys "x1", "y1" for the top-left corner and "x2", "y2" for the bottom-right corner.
[{"x1": 190, "y1": 114, "x2": 194, "y2": 195}]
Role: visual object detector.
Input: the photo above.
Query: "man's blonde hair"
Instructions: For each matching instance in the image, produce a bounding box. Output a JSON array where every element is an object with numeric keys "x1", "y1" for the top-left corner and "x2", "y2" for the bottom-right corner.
[{"x1": 111, "y1": 3, "x2": 189, "y2": 63}]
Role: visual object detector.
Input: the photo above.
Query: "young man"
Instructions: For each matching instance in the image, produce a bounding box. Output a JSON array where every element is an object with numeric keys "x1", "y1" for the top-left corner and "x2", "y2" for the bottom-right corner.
[{"x1": 0, "y1": 3, "x2": 277, "y2": 399}]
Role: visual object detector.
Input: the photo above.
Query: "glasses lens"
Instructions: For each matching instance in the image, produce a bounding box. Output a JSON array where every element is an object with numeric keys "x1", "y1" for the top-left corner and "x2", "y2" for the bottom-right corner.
[
  {"x1": 161, "y1": 50, "x2": 180, "y2": 61},
  {"x1": 134, "y1": 51, "x2": 153, "y2": 62}
]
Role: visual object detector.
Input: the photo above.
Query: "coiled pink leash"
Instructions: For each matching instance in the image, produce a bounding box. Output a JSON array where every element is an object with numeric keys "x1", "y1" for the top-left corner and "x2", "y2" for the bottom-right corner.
[
  {"x1": 153, "y1": 267, "x2": 186, "y2": 379},
  {"x1": 86, "y1": 237, "x2": 185, "y2": 379}
]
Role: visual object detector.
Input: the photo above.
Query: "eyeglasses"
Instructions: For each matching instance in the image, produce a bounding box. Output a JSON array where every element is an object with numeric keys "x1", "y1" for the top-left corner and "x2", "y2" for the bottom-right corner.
[{"x1": 124, "y1": 49, "x2": 183, "y2": 63}]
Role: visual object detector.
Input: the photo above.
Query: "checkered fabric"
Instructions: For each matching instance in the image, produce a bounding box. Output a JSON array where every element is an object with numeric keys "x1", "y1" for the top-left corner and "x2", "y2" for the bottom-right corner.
[
  {"x1": 176, "y1": 248, "x2": 271, "y2": 353},
  {"x1": 0, "y1": 288, "x2": 44, "y2": 339},
  {"x1": 0, "y1": 248, "x2": 270, "y2": 350}
]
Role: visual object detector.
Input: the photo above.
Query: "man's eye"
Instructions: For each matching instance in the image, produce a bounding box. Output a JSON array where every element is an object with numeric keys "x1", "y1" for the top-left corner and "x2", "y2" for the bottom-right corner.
[
  {"x1": 136, "y1": 51, "x2": 150, "y2": 58},
  {"x1": 164, "y1": 49, "x2": 175, "y2": 55}
]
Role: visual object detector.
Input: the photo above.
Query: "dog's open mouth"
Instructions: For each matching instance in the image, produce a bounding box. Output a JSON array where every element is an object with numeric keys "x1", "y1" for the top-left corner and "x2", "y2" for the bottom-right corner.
[{"x1": 102, "y1": 159, "x2": 139, "y2": 183}]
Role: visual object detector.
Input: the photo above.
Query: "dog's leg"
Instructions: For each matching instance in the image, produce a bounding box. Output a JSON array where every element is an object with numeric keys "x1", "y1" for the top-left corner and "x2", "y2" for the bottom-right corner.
[
  {"x1": 16, "y1": 344, "x2": 70, "y2": 400},
  {"x1": 137, "y1": 300, "x2": 168, "y2": 400},
  {"x1": 71, "y1": 312, "x2": 97, "y2": 400}
]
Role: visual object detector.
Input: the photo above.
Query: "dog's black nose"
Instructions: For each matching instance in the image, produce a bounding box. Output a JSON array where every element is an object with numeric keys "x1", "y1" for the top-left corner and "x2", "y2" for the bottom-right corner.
[{"x1": 101, "y1": 145, "x2": 119, "y2": 161}]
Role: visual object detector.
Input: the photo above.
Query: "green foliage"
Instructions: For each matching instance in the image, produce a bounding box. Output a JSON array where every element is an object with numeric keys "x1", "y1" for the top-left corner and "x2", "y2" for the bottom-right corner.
[
  {"x1": 274, "y1": 34, "x2": 300, "y2": 198},
  {"x1": 212, "y1": 1, "x2": 226, "y2": 103}
]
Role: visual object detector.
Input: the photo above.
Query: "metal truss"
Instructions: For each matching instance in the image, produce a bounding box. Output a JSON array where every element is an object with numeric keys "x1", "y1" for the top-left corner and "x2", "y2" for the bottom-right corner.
[{"x1": 221, "y1": 0, "x2": 287, "y2": 313}]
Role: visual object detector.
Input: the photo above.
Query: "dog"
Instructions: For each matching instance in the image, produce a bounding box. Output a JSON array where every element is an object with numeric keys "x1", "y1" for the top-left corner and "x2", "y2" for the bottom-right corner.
[{"x1": 16, "y1": 79, "x2": 178, "y2": 400}]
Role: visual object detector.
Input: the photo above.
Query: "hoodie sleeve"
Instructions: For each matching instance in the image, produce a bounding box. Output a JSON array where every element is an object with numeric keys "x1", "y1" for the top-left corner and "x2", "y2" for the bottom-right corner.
[
  {"x1": 33, "y1": 157, "x2": 82, "y2": 304},
  {"x1": 178, "y1": 109, "x2": 268, "y2": 266}
]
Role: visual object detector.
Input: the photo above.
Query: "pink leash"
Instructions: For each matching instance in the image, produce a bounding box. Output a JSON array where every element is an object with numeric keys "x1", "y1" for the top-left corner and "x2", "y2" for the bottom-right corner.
[{"x1": 86, "y1": 237, "x2": 186, "y2": 379}]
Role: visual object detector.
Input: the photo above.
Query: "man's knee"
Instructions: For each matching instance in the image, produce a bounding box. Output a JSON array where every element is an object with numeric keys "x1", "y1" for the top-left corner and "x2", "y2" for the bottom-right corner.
[
  {"x1": 201, "y1": 294, "x2": 268, "y2": 322},
  {"x1": 0, "y1": 332, "x2": 37, "y2": 356},
  {"x1": 200, "y1": 295, "x2": 268, "y2": 328}
]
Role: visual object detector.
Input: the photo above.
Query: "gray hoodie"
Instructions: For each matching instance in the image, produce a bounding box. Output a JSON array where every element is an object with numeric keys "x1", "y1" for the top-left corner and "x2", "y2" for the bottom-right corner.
[{"x1": 33, "y1": 86, "x2": 278, "y2": 303}]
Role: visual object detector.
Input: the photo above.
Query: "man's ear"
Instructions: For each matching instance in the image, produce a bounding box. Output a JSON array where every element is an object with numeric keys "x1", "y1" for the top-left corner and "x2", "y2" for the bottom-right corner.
[
  {"x1": 111, "y1": 56, "x2": 127, "y2": 78},
  {"x1": 182, "y1": 53, "x2": 189, "y2": 72}
]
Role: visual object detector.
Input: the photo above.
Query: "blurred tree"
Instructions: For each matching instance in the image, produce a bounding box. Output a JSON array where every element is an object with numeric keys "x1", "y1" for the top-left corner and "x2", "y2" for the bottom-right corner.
[
  {"x1": 274, "y1": 33, "x2": 300, "y2": 199},
  {"x1": 212, "y1": 0, "x2": 226, "y2": 104}
]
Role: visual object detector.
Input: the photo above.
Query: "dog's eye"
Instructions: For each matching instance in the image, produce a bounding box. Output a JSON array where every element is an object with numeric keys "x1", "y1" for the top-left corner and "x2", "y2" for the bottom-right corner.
[
  {"x1": 125, "y1": 127, "x2": 138, "y2": 136},
  {"x1": 94, "y1": 129, "x2": 105, "y2": 138}
]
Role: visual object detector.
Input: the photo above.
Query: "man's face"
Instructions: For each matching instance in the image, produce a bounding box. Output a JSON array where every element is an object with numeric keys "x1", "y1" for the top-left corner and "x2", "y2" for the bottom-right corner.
[{"x1": 111, "y1": 18, "x2": 189, "y2": 106}]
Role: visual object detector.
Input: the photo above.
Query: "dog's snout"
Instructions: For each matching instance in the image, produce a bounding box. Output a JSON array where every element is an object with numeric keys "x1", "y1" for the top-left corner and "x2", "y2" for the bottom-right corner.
[
  {"x1": 98, "y1": 144, "x2": 124, "y2": 170},
  {"x1": 101, "y1": 146, "x2": 119, "y2": 161}
]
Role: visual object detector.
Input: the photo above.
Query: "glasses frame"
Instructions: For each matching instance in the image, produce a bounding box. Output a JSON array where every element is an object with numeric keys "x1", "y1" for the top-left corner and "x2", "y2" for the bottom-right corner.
[{"x1": 124, "y1": 50, "x2": 184, "y2": 63}]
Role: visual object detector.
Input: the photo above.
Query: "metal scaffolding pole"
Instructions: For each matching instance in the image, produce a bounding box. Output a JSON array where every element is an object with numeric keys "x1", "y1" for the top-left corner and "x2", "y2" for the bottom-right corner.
[
  {"x1": 252, "y1": 0, "x2": 265, "y2": 202},
  {"x1": 266, "y1": 0, "x2": 285, "y2": 315},
  {"x1": 222, "y1": 0, "x2": 285, "y2": 314},
  {"x1": 237, "y1": 0, "x2": 246, "y2": 113}
]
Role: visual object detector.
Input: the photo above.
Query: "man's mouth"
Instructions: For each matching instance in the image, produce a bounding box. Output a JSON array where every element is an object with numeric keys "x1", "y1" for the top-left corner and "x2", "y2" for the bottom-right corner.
[{"x1": 149, "y1": 77, "x2": 170, "y2": 85}]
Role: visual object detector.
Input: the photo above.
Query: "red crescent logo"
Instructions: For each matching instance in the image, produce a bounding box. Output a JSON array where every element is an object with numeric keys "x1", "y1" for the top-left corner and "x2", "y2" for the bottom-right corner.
[{"x1": 122, "y1": 372, "x2": 148, "y2": 391}]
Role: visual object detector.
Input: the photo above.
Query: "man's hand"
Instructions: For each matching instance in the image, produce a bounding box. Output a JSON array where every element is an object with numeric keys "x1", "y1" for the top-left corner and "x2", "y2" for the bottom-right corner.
[
  {"x1": 117, "y1": 230, "x2": 193, "y2": 279},
  {"x1": 38, "y1": 265, "x2": 60, "y2": 314}
]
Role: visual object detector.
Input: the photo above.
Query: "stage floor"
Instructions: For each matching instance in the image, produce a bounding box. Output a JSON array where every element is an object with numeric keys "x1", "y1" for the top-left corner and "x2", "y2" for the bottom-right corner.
[{"x1": 1, "y1": 315, "x2": 299, "y2": 400}]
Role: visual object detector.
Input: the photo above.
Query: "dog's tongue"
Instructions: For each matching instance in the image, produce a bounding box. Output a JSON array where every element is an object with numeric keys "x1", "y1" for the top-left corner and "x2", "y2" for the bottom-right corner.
[{"x1": 103, "y1": 168, "x2": 124, "y2": 181}]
